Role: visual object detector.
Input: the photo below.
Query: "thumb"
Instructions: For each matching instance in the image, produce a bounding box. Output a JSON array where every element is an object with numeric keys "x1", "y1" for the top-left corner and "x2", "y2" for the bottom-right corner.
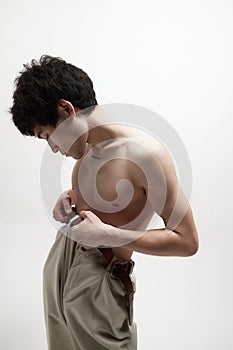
[
  {"x1": 64, "y1": 198, "x2": 73, "y2": 214},
  {"x1": 79, "y1": 210, "x2": 89, "y2": 219}
]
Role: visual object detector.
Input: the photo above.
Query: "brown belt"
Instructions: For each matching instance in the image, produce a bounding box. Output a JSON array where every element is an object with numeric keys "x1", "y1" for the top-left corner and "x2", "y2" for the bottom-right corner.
[{"x1": 98, "y1": 247, "x2": 135, "y2": 326}]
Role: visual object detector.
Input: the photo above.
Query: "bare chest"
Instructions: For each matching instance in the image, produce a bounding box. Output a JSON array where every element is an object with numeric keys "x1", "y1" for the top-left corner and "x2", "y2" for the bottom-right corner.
[
  {"x1": 71, "y1": 136, "x2": 156, "y2": 261},
  {"x1": 71, "y1": 142, "x2": 147, "y2": 228}
]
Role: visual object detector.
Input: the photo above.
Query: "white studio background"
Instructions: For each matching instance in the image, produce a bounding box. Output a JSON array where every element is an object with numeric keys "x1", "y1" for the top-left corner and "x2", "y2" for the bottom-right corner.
[{"x1": 0, "y1": 0, "x2": 233, "y2": 349}]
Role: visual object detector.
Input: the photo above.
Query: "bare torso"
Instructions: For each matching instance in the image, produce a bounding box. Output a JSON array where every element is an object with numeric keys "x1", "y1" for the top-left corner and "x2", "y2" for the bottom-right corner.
[{"x1": 71, "y1": 125, "x2": 163, "y2": 260}]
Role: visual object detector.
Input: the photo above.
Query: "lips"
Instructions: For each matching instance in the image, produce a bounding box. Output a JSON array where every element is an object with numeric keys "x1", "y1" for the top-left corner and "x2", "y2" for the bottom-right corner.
[{"x1": 62, "y1": 151, "x2": 69, "y2": 156}]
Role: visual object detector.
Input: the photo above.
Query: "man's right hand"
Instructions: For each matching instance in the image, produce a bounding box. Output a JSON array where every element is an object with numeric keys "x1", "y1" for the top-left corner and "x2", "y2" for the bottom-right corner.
[{"x1": 52, "y1": 189, "x2": 77, "y2": 223}]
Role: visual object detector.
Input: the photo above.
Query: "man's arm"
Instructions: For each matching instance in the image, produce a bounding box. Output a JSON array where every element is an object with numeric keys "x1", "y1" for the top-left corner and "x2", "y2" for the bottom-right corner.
[
  {"x1": 113, "y1": 205, "x2": 199, "y2": 257},
  {"x1": 106, "y1": 142, "x2": 199, "y2": 257},
  {"x1": 129, "y1": 143, "x2": 198, "y2": 256},
  {"x1": 72, "y1": 140, "x2": 199, "y2": 256}
]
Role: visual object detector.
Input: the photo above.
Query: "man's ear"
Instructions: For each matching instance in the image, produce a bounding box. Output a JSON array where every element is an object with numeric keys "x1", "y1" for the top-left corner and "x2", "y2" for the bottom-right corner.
[{"x1": 57, "y1": 99, "x2": 78, "y2": 119}]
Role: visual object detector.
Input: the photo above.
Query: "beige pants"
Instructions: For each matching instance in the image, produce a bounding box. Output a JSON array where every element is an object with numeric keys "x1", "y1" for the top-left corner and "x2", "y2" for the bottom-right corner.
[{"x1": 43, "y1": 230, "x2": 137, "y2": 350}]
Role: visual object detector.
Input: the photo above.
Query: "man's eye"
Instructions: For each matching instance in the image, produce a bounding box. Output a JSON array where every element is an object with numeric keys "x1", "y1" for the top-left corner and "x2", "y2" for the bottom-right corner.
[
  {"x1": 36, "y1": 131, "x2": 49, "y2": 140},
  {"x1": 42, "y1": 134, "x2": 49, "y2": 140}
]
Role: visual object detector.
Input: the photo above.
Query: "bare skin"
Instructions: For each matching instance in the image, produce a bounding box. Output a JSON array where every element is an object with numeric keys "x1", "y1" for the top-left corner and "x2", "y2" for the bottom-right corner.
[
  {"x1": 34, "y1": 100, "x2": 199, "y2": 261},
  {"x1": 70, "y1": 127, "x2": 156, "y2": 261}
]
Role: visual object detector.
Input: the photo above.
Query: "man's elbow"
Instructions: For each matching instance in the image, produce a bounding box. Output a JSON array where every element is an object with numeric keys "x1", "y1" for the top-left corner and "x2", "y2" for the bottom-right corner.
[{"x1": 184, "y1": 237, "x2": 199, "y2": 256}]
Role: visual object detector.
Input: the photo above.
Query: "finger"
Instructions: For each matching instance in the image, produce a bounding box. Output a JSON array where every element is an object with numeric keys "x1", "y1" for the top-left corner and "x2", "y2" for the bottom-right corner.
[
  {"x1": 63, "y1": 198, "x2": 73, "y2": 214},
  {"x1": 79, "y1": 210, "x2": 97, "y2": 220},
  {"x1": 53, "y1": 204, "x2": 72, "y2": 222},
  {"x1": 80, "y1": 244, "x2": 92, "y2": 250},
  {"x1": 79, "y1": 210, "x2": 89, "y2": 219},
  {"x1": 70, "y1": 216, "x2": 83, "y2": 226},
  {"x1": 80, "y1": 210, "x2": 102, "y2": 224},
  {"x1": 53, "y1": 211, "x2": 69, "y2": 223}
]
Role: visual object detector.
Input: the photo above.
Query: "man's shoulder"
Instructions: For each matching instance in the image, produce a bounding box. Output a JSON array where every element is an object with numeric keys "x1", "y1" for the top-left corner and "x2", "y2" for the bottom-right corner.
[
  {"x1": 125, "y1": 133, "x2": 178, "y2": 194},
  {"x1": 125, "y1": 131, "x2": 170, "y2": 164}
]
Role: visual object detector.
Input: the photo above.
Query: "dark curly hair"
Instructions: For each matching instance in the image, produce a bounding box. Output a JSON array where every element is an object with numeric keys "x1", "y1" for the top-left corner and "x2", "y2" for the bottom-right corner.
[{"x1": 10, "y1": 55, "x2": 98, "y2": 136}]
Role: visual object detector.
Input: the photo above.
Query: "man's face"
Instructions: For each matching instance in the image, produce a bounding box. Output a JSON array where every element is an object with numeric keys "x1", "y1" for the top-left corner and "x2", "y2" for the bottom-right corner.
[{"x1": 33, "y1": 115, "x2": 88, "y2": 160}]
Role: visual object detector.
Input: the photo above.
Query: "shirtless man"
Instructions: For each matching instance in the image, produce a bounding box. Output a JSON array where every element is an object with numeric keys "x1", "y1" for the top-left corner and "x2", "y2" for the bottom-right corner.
[{"x1": 10, "y1": 55, "x2": 199, "y2": 350}]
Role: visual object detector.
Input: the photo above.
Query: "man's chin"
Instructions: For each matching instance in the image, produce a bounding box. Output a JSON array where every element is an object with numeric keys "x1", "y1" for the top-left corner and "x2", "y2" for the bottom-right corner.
[{"x1": 66, "y1": 153, "x2": 80, "y2": 160}]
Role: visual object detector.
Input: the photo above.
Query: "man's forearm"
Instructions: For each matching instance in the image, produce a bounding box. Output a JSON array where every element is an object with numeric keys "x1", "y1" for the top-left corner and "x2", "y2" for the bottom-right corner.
[{"x1": 105, "y1": 225, "x2": 198, "y2": 257}]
